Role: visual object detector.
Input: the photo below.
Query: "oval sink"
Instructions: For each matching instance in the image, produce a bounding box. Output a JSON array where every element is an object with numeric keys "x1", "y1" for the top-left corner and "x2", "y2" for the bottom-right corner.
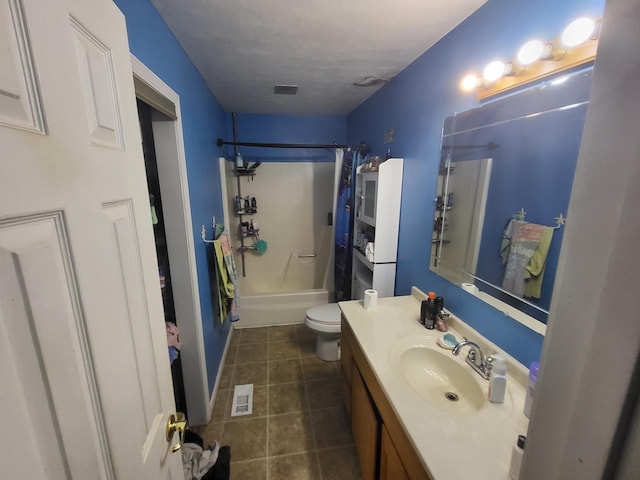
[{"x1": 398, "y1": 347, "x2": 486, "y2": 415}]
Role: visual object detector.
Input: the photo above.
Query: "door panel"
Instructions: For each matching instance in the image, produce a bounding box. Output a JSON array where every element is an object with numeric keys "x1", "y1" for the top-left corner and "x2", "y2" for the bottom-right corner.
[
  {"x1": 0, "y1": 212, "x2": 112, "y2": 478},
  {"x1": 0, "y1": 0, "x2": 45, "y2": 132},
  {"x1": 70, "y1": 15, "x2": 123, "y2": 148},
  {"x1": 102, "y1": 200, "x2": 162, "y2": 429},
  {"x1": 0, "y1": 0, "x2": 182, "y2": 478}
]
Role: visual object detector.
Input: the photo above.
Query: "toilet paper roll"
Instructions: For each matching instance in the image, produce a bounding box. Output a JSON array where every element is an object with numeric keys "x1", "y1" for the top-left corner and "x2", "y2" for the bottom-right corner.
[
  {"x1": 364, "y1": 289, "x2": 378, "y2": 310},
  {"x1": 461, "y1": 283, "x2": 479, "y2": 296}
]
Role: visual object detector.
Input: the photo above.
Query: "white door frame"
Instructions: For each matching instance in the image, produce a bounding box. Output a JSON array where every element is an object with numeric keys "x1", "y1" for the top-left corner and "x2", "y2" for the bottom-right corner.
[{"x1": 131, "y1": 54, "x2": 209, "y2": 425}]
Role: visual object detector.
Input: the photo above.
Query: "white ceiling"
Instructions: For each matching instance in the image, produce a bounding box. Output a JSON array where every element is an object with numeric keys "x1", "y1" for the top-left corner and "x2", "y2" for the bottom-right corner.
[{"x1": 150, "y1": 0, "x2": 487, "y2": 116}]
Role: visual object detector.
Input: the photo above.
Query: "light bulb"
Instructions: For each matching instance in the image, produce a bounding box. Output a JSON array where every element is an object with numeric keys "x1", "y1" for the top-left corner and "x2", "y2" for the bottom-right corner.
[
  {"x1": 517, "y1": 40, "x2": 544, "y2": 65},
  {"x1": 483, "y1": 61, "x2": 506, "y2": 82},
  {"x1": 460, "y1": 74, "x2": 479, "y2": 92},
  {"x1": 561, "y1": 17, "x2": 595, "y2": 47}
]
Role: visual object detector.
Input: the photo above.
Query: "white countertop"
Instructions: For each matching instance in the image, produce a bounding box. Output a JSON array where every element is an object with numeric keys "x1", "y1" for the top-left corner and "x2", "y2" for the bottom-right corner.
[{"x1": 339, "y1": 287, "x2": 530, "y2": 480}]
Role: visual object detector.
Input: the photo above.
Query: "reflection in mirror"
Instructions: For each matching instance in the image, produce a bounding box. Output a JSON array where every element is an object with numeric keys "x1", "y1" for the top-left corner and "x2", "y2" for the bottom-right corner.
[{"x1": 431, "y1": 67, "x2": 593, "y2": 325}]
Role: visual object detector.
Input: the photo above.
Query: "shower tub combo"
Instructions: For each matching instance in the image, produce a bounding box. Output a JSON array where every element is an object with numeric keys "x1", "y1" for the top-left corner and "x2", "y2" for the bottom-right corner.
[{"x1": 236, "y1": 250, "x2": 333, "y2": 327}]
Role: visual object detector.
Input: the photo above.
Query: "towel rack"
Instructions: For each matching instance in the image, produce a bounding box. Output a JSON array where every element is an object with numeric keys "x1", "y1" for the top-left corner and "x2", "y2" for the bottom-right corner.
[
  {"x1": 296, "y1": 253, "x2": 317, "y2": 258},
  {"x1": 513, "y1": 209, "x2": 567, "y2": 229},
  {"x1": 202, "y1": 217, "x2": 225, "y2": 243}
]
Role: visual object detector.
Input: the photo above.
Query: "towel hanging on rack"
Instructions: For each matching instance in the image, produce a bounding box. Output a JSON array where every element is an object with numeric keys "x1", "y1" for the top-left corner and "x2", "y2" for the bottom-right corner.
[{"x1": 501, "y1": 220, "x2": 555, "y2": 298}]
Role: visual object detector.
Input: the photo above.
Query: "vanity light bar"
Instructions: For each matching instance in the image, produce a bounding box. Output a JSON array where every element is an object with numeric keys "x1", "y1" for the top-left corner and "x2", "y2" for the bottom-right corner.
[{"x1": 460, "y1": 17, "x2": 601, "y2": 100}]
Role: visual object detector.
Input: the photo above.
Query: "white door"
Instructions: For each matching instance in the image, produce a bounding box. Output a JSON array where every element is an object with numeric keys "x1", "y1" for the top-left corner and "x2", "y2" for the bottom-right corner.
[{"x1": 0, "y1": 0, "x2": 183, "y2": 478}]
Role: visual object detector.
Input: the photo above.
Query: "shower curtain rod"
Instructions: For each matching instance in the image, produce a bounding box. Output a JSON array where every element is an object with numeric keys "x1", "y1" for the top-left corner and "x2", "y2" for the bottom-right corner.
[{"x1": 217, "y1": 138, "x2": 365, "y2": 150}]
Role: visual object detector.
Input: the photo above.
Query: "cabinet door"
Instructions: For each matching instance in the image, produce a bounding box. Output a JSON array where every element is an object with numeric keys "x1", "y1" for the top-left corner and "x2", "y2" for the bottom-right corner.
[
  {"x1": 340, "y1": 331, "x2": 353, "y2": 416},
  {"x1": 361, "y1": 174, "x2": 378, "y2": 225},
  {"x1": 380, "y1": 424, "x2": 410, "y2": 480},
  {"x1": 352, "y1": 367, "x2": 379, "y2": 480}
]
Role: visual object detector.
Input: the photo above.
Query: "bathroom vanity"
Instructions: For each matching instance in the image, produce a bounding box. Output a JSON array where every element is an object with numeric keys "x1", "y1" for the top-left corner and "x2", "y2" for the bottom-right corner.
[{"x1": 339, "y1": 288, "x2": 530, "y2": 479}]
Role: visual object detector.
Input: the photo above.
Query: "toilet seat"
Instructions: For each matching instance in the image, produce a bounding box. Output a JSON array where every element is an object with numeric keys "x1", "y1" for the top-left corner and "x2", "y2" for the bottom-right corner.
[
  {"x1": 306, "y1": 303, "x2": 341, "y2": 325},
  {"x1": 305, "y1": 303, "x2": 341, "y2": 334}
]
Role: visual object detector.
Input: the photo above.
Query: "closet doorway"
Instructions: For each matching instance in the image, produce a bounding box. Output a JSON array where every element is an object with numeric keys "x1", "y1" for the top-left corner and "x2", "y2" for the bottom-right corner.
[
  {"x1": 132, "y1": 56, "x2": 210, "y2": 425},
  {"x1": 137, "y1": 99, "x2": 186, "y2": 415}
]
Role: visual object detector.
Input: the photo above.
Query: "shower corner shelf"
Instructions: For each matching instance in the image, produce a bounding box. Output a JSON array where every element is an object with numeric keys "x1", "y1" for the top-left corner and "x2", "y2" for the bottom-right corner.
[{"x1": 233, "y1": 164, "x2": 261, "y2": 177}]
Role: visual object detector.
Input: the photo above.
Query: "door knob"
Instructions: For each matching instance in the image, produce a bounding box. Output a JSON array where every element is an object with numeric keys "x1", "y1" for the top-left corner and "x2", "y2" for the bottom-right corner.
[{"x1": 166, "y1": 412, "x2": 188, "y2": 452}]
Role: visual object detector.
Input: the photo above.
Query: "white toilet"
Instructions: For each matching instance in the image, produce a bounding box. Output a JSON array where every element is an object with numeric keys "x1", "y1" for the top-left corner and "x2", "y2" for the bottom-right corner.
[{"x1": 304, "y1": 303, "x2": 342, "y2": 361}]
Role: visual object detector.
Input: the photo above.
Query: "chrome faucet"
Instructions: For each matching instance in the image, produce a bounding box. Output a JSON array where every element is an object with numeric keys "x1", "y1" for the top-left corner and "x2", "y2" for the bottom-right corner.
[{"x1": 452, "y1": 338, "x2": 492, "y2": 380}]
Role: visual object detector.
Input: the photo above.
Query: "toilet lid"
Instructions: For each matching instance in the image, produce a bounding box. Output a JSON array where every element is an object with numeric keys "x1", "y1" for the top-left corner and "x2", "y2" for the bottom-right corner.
[{"x1": 307, "y1": 303, "x2": 341, "y2": 325}]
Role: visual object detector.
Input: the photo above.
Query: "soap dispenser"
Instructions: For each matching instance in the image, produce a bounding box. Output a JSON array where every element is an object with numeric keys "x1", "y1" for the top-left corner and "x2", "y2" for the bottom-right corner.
[{"x1": 488, "y1": 354, "x2": 507, "y2": 403}]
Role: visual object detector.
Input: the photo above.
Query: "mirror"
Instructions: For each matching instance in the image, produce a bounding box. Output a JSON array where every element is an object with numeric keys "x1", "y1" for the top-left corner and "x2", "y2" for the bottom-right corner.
[{"x1": 431, "y1": 67, "x2": 593, "y2": 325}]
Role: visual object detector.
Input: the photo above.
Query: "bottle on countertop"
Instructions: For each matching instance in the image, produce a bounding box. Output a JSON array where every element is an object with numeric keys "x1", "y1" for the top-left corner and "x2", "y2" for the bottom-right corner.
[
  {"x1": 488, "y1": 354, "x2": 507, "y2": 403},
  {"x1": 509, "y1": 435, "x2": 526, "y2": 480},
  {"x1": 434, "y1": 295, "x2": 449, "y2": 331},
  {"x1": 421, "y1": 291, "x2": 437, "y2": 329},
  {"x1": 523, "y1": 361, "x2": 540, "y2": 418}
]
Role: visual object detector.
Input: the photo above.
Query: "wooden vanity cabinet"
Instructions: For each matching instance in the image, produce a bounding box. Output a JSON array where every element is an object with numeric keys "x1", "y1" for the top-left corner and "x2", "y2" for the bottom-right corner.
[
  {"x1": 351, "y1": 367, "x2": 379, "y2": 480},
  {"x1": 341, "y1": 317, "x2": 432, "y2": 480},
  {"x1": 380, "y1": 424, "x2": 410, "y2": 480},
  {"x1": 340, "y1": 330, "x2": 354, "y2": 416}
]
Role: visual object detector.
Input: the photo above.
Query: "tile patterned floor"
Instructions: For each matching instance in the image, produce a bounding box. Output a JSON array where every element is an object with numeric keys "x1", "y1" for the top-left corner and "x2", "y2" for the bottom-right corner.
[{"x1": 197, "y1": 325, "x2": 362, "y2": 480}]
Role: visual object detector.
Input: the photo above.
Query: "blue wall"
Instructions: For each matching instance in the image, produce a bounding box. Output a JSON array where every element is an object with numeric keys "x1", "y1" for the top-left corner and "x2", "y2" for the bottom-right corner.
[
  {"x1": 227, "y1": 113, "x2": 347, "y2": 163},
  {"x1": 114, "y1": 0, "x2": 230, "y2": 395},
  {"x1": 347, "y1": 0, "x2": 605, "y2": 366}
]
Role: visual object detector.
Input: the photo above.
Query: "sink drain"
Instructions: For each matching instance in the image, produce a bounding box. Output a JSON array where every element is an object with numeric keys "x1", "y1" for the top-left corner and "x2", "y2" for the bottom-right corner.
[{"x1": 445, "y1": 392, "x2": 459, "y2": 402}]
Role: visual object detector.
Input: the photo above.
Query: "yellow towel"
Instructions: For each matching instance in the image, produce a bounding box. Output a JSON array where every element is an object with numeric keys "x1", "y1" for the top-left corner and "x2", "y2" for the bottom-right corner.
[
  {"x1": 214, "y1": 239, "x2": 235, "y2": 322},
  {"x1": 524, "y1": 226, "x2": 554, "y2": 299}
]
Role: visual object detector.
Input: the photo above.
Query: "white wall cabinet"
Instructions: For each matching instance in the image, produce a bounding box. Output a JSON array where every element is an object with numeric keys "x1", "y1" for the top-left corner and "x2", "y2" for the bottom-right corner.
[{"x1": 352, "y1": 158, "x2": 403, "y2": 299}]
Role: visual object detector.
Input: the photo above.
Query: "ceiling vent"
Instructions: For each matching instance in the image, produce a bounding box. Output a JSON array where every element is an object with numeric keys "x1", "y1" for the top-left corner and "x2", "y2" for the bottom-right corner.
[
  {"x1": 274, "y1": 85, "x2": 298, "y2": 95},
  {"x1": 353, "y1": 75, "x2": 389, "y2": 87}
]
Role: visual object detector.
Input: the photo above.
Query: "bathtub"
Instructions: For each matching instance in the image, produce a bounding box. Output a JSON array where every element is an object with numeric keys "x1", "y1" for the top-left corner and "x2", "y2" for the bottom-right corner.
[{"x1": 236, "y1": 288, "x2": 329, "y2": 328}]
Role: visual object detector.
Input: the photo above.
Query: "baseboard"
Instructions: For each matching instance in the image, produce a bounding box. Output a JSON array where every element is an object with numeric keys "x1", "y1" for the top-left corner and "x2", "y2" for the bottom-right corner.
[{"x1": 207, "y1": 323, "x2": 235, "y2": 422}]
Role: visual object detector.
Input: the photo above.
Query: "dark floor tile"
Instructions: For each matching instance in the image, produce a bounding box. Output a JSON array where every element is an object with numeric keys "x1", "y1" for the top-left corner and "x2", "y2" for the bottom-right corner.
[
  {"x1": 311, "y1": 406, "x2": 354, "y2": 449},
  {"x1": 211, "y1": 388, "x2": 231, "y2": 423},
  {"x1": 299, "y1": 338, "x2": 317, "y2": 358},
  {"x1": 268, "y1": 452, "x2": 321, "y2": 480},
  {"x1": 219, "y1": 364, "x2": 234, "y2": 390},
  {"x1": 225, "y1": 345, "x2": 238, "y2": 366},
  {"x1": 227, "y1": 385, "x2": 268, "y2": 422},
  {"x1": 199, "y1": 422, "x2": 223, "y2": 449},
  {"x1": 268, "y1": 324, "x2": 299, "y2": 344},
  {"x1": 305, "y1": 376, "x2": 342, "y2": 410},
  {"x1": 232, "y1": 362, "x2": 268, "y2": 387},
  {"x1": 269, "y1": 340, "x2": 301, "y2": 361},
  {"x1": 231, "y1": 459, "x2": 267, "y2": 480},
  {"x1": 317, "y1": 446, "x2": 362, "y2": 480},
  {"x1": 239, "y1": 327, "x2": 269, "y2": 345},
  {"x1": 296, "y1": 324, "x2": 316, "y2": 341},
  {"x1": 268, "y1": 412, "x2": 315, "y2": 456},
  {"x1": 229, "y1": 329, "x2": 241, "y2": 347},
  {"x1": 301, "y1": 356, "x2": 338, "y2": 381},
  {"x1": 269, "y1": 383, "x2": 309, "y2": 415},
  {"x1": 221, "y1": 417, "x2": 268, "y2": 461},
  {"x1": 236, "y1": 343, "x2": 268, "y2": 364},
  {"x1": 269, "y1": 359, "x2": 303, "y2": 385}
]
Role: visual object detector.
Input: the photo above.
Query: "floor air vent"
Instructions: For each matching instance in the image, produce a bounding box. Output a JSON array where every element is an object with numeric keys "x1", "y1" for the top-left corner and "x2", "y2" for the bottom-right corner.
[{"x1": 230, "y1": 384, "x2": 254, "y2": 417}]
